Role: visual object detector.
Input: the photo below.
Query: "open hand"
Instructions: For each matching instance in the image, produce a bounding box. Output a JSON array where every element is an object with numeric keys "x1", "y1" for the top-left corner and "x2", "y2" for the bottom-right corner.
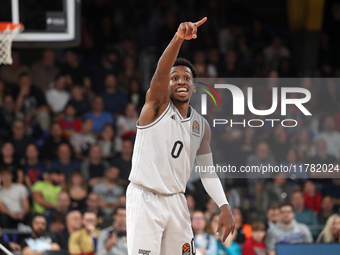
[
  {"x1": 216, "y1": 204, "x2": 235, "y2": 244},
  {"x1": 176, "y1": 17, "x2": 207, "y2": 40}
]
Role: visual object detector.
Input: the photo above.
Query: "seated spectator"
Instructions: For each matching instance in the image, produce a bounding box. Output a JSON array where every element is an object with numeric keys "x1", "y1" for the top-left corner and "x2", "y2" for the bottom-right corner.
[
  {"x1": 31, "y1": 169, "x2": 63, "y2": 214},
  {"x1": 291, "y1": 191, "x2": 319, "y2": 237},
  {"x1": 111, "y1": 139, "x2": 133, "y2": 186},
  {"x1": 8, "y1": 119, "x2": 33, "y2": 163},
  {"x1": 98, "y1": 124, "x2": 119, "y2": 159},
  {"x1": 31, "y1": 49, "x2": 60, "y2": 91},
  {"x1": 81, "y1": 145, "x2": 109, "y2": 187},
  {"x1": 316, "y1": 214, "x2": 340, "y2": 243},
  {"x1": 70, "y1": 118, "x2": 96, "y2": 160},
  {"x1": 97, "y1": 206, "x2": 127, "y2": 255},
  {"x1": 0, "y1": 227, "x2": 21, "y2": 253},
  {"x1": 233, "y1": 207, "x2": 252, "y2": 245},
  {"x1": 0, "y1": 94, "x2": 17, "y2": 138},
  {"x1": 0, "y1": 51, "x2": 30, "y2": 86},
  {"x1": 41, "y1": 122, "x2": 69, "y2": 161},
  {"x1": 84, "y1": 96, "x2": 114, "y2": 135},
  {"x1": 46, "y1": 191, "x2": 71, "y2": 224},
  {"x1": 23, "y1": 143, "x2": 46, "y2": 189},
  {"x1": 55, "y1": 210, "x2": 82, "y2": 251},
  {"x1": 192, "y1": 210, "x2": 217, "y2": 255},
  {"x1": 45, "y1": 74, "x2": 70, "y2": 114},
  {"x1": 242, "y1": 221, "x2": 266, "y2": 255},
  {"x1": 50, "y1": 143, "x2": 80, "y2": 180},
  {"x1": 318, "y1": 196, "x2": 336, "y2": 225},
  {"x1": 116, "y1": 103, "x2": 137, "y2": 138},
  {"x1": 303, "y1": 180, "x2": 322, "y2": 213},
  {"x1": 68, "y1": 85, "x2": 91, "y2": 117},
  {"x1": 12, "y1": 73, "x2": 50, "y2": 131},
  {"x1": 204, "y1": 198, "x2": 219, "y2": 222},
  {"x1": 21, "y1": 214, "x2": 60, "y2": 255},
  {"x1": 127, "y1": 78, "x2": 145, "y2": 112},
  {"x1": 59, "y1": 103, "x2": 82, "y2": 140},
  {"x1": 294, "y1": 129, "x2": 313, "y2": 162},
  {"x1": 322, "y1": 179, "x2": 340, "y2": 212},
  {"x1": 67, "y1": 171, "x2": 89, "y2": 211},
  {"x1": 265, "y1": 203, "x2": 313, "y2": 255},
  {"x1": 0, "y1": 167, "x2": 30, "y2": 228},
  {"x1": 68, "y1": 211, "x2": 100, "y2": 255},
  {"x1": 117, "y1": 56, "x2": 143, "y2": 91},
  {"x1": 0, "y1": 141, "x2": 23, "y2": 183},
  {"x1": 265, "y1": 203, "x2": 281, "y2": 230},
  {"x1": 263, "y1": 173, "x2": 292, "y2": 212},
  {"x1": 315, "y1": 116, "x2": 340, "y2": 160},
  {"x1": 263, "y1": 36, "x2": 290, "y2": 69},
  {"x1": 83, "y1": 193, "x2": 106, "y2": 229},
  {"x1": 49, "y1": 212, "x2": 66, "y2": 235},
  {"x1": 100, "y1": 74, "x2": 128, "y2": 116},
  {"x1": 308, "y1": 139, "x2": 337, "y2": 165},
  {"x1": 93, "y1": 166, "x2": 125, "y2": 216}
]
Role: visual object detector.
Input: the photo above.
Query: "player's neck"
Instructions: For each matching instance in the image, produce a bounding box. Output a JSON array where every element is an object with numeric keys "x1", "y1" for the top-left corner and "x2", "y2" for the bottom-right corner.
[{"x1": 172, "y1": 101, "x2": 190, "y2": 118}]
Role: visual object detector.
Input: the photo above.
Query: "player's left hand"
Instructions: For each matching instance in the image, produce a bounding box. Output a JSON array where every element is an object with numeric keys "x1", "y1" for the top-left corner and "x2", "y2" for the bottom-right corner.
[{"x1": 216, "y1": 204, "x2": 235, "y2": 244}]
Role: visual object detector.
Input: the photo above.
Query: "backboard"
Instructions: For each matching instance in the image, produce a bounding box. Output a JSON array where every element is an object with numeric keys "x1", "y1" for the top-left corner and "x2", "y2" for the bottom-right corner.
[{"x1": 0, "y1": 0, "x2": 81, "y2": 48}]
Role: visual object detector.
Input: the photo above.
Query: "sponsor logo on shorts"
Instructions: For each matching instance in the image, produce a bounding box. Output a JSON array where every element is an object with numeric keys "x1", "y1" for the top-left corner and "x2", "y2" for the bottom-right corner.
[
  {"x1": 192, "y1": 120, "x2": 199, "y2": 134},
  {"x1": 182, "y1": 243, "x2": 190, "y2": 255},
  {"x1": 138, "y1": 249, "x2": 151, "y2": 255}
]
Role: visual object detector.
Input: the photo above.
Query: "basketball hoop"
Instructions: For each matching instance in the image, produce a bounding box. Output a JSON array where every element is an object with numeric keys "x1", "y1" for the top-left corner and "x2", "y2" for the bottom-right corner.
[{"x1": 0, "y1": 22, "x2": 24, "y2": 65}]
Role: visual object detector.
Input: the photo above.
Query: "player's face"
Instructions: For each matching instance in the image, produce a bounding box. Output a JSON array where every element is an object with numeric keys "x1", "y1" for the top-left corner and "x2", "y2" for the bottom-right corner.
[{"x1": 169, "y1": 66, "x2": 195, "y2": 104}]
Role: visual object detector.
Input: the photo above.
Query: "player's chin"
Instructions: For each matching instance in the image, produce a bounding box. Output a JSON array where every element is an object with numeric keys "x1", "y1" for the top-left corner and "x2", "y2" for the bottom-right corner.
[{"x1": 173, "y1": 96, "x2": 189, "y2": 104}]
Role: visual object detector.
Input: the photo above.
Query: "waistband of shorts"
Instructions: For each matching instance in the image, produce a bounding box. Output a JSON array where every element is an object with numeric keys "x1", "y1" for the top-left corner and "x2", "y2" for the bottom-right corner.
[{"x1": 130, "y1": 182, "x2": 184, "y2": 196}]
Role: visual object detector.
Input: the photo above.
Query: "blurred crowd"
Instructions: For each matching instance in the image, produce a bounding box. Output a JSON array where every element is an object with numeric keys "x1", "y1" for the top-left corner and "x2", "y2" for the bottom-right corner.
[{"x1": 1, "y1": 0, "x2": 340, "y2": 255}]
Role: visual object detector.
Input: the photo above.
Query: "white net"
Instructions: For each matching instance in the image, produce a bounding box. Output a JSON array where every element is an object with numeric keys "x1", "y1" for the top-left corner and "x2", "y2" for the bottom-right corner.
[{"x1": 0, "y1": 23, "x2": 23, "y2": 65}]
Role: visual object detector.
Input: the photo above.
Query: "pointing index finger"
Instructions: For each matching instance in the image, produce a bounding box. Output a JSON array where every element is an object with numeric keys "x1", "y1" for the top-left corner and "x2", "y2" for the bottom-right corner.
[{"x1": 194, "y1": 17, "x2": 207, "y2": 27}]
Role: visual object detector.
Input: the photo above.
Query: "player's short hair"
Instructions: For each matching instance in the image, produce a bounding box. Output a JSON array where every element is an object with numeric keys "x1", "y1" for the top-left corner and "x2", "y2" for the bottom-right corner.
[
  {"x1": 173, "y1": 58, "x2": 198, "y2": 78},
  {"x1": 251, "y1": 221, "x2": 265, "y2": 231}
]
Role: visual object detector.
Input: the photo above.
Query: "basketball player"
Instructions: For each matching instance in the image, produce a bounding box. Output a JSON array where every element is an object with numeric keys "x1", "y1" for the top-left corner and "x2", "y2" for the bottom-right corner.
[{"x1": 127, "y1": 17, "x2": 235, "y2": 255}]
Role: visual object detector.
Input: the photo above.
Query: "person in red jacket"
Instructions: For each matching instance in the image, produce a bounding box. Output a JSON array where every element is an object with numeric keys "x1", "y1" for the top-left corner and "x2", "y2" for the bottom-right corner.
[
  {"x1": 303, "y1": 180, "x2": 322, "y2": 213},
  {"x1": 59, "y1": 103, "x2": 82, "y2": 140},
  {"x1": 242, "y1": 221, "x2": 266, "y2": 255}
]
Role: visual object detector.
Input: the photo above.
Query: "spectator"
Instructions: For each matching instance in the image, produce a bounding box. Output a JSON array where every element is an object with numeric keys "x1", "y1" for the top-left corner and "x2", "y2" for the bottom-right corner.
[
  {"x1": 46, "y1": 191, "x2": 71, "y2": 224},
  {"x1": 45, "y1": 74, "x2": 70, "y2": 114},
  {"x1": 81, "y1": 144, "x2": 109, "y2": 187},
  {"x1": 232, "y1": 207, "x2": 252, "y2": 245},
  {"x1": 93, "y1": 166, "x2": 125, "y2": 216},
  {"x1": 111, "y1": 139, "x2": 133, "y2": 186},
  {"x1": 23, "y1": 143, "x2": 47, "y2": 189},
  {"x1": 31, "y1": 169, "x2": 63, "y2": 214},
  {"x1": 49, "y1": 212, "x2": 66, "y2": 235},
  {"x1": 70, "y1": 118, "x2": 96, "y2": 160},
  {"x1": 117, "y1": 56, "x2": 142, "y2": 90},
  {"x1": 31, "y1": 49, "x2": 60, "y2": 91},
  {"x1": 192, "y1": 210, "x2": 217, "y2": 255},
  {"x1": 318, "y1": 196, "x2": 336, "y2": 225},
  {"x1": 242, "y1": 221, "x2": 266, "y2": 255},
  {"x1": 41, "y1": 122, "x2": 69, "y2": 161},
  {"x1": 55, "y1": 210, "x2": 82, "y2": 251},
  {"x1": 68, "y1": 85, "x2": 91, "y2": 117},
  {"x1": 12, "y1": 73, "x2": 50, "y2": 131},
  {"x1": 0, "y1": 94, "x2": 17, "y2": 138},
  {"x1": 316, "y1": 116, "x2": 340, "y2": 160},
  {"x1": 97, "y1": 206, "x2": 127, "y2": 255},
  {"x1": 127, "y1": 79, "x2": 145, "y2": 112},
  {"x1": 263, "y1": 36, "x2": 290, "y2": 69},
  {"x1": 265, "y1": 203, "x2": 281, "y2": 230},
  {"x1": 0, "y1": 227, "x2": 21, "y2": 253},
  {"x1": 268, "y1": 125, "x2": 290, "y2": 163},
  {"x1": 68, "y1": 211, "x2": 100, "y2": 255},
  {"x1": 322, "y1": 179, "x2": 340, "y2": 212},
  {"x1": 0, "y1": 51, "x2": 30, "y2": 86},
  {"x1": 0, "y1": 141, "x2": 23, "y2": 183},
  {"x1": 98, "y1": 124, "x2": 118, "y2": 159},
  {"x1": 67, "y1": 171, "x2": 89, "y2": 211},
  {"x1": 21, "y1": 214, "x2": 60, "y2": 255},
  {"x1": 8, "y1": 119, "x2": 33, "y2": 162},
  {"x1": 265, "y1": 203, "x2": 313, "y2": 255},
  {"x1": 291, "y1": 191, "x2": 319, "y2": 237},
  {"x1": 303, "y1": 180, "x2": 322, "y2": 213},
  {"x1": 263, "y1": 173, "x2": 292, "y2": 212},
  {"x1": 84, "y1": 96, "x2": 114, "y2": 134},
  {"x1": 308, "y1": 139, "x2": 337, "y2": 165},
  {"x1": 0, "y1": 167, "x2": 30, "y2": 228},
  {"x1": 100, "y1": 74, "x2": 128, "y2": 116},
  {"x1": 59, "y1": 103, "x2": 82, "y2": 140},
  {"x1": 294, "y1": 129, "x2": 313, "y2": 163},
  {"x1": 83, "y1": 193, "x2": 106, "y2": 229},
  {"x1": 116, "y1": 103, "x2": 137, "y2": 138},
  {"x1": 281, "y1": 148, "x2": 308, "y2": 184},
  {"x1": 50, "y1": 143, "x2": 80, "y2": 180},
  {"x1": 316, "y1": 214, "x2": 340, "y2": 243},
  {"x1": 204, "y1": 198, "x2": 219, "y2": 222}
]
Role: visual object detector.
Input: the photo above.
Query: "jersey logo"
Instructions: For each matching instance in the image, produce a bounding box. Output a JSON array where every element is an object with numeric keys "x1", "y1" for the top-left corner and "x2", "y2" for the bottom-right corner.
[
  {"x1": 192, "y1": 120, "x2": 199, "y2": 134},
  {"x1": 182, "y1": 243, "x2": 190, "y2": 255},
  {"x1": 170, "y1": 114, "x2": 176, "y2": 120}
]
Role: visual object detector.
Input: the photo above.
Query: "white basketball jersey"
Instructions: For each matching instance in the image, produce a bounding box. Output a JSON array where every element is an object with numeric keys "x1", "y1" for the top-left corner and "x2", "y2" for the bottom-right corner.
[{"x1": 129, "y1": 101, "x2": 205, "y2": 194}]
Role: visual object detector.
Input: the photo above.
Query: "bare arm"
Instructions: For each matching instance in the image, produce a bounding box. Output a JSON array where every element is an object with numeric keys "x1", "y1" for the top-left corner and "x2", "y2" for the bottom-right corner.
[
  {"x1": 139, "y1": 17, "x2": 207, "y2": 126},
  {"x1": 32, "y1": 191, "x2": 57, "y2": 209}
]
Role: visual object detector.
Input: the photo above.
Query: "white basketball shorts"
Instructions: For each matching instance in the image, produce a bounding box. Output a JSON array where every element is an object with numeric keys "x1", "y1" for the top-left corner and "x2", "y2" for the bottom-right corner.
[{"x1": 126, "y1": 183, "x2": 195, "y2": 255}]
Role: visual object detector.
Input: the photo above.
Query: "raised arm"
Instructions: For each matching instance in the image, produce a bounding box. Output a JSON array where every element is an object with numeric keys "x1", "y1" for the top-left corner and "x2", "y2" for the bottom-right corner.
[{"x1": 139, "y1": 17, "x2": 207, "y2": 126}]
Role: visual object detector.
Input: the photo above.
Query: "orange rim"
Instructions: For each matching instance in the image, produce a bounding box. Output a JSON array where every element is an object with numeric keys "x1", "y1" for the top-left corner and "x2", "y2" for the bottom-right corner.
[{"x1": 0, "y1": 22, "x2": 23, "y2": 32}]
